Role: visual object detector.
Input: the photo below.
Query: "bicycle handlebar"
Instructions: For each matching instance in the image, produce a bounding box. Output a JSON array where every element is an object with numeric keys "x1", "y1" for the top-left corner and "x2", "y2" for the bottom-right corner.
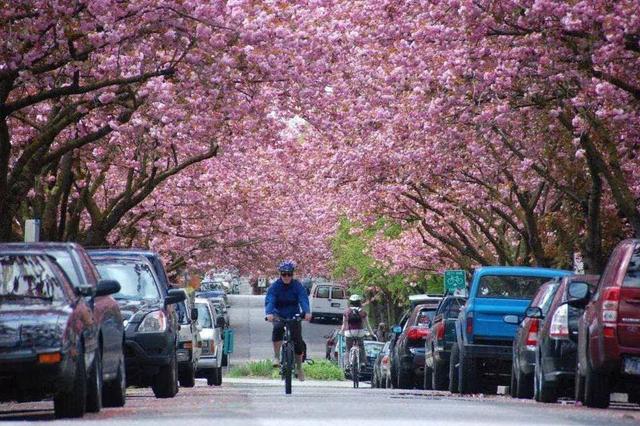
[{"x1": 265, "y1": 314, "x2": 304, "y2": 322}]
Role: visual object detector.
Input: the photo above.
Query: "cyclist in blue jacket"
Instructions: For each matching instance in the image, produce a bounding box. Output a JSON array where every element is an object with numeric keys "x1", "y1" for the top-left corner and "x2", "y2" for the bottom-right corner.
[{"x1": 265, "y1": 260, "x2": 311, "y2": 380}]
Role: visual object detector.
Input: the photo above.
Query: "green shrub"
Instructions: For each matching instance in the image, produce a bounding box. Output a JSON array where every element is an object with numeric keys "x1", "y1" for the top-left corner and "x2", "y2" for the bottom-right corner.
[
  {"x1": 228, "y1": 359, "x2": 344, "y2": 381},
  {"x1": 227, "y1": 360, "x2": 274, "y2": 378},
  {"x1": 303, "y1": 360, "x2": 345, "y2": 381}
]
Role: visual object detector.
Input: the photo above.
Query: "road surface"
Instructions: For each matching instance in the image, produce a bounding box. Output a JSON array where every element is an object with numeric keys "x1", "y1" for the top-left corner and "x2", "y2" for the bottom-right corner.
[{"x1": 1, "y1": 294, "x2": 638, "y2": 425}]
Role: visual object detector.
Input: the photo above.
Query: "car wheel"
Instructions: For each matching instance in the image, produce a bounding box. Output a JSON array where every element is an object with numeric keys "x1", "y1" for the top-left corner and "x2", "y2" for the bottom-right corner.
[
  {"x1": 86, "y1": 349, "x2": 103, "y2": 413},
  {"x1": 510, "y1": 362, "x2": 517, "y2": 398},
  {"x1": 584, "y1": 355, "x2": 610, "y2": 408},
  {"x1": 515, "y1": 362, "x2": 533, "y2": 399},
  {"x1": 206, "y1": 369, "x2": 216, "y2": 386},
  {"x1": 628, "y1": 389, "x2": 640, "y2": 405},
  {"x1": 534, "y1": 359, "x2": 557, "y2": 403},
  {"x1": 152, "y1": 350, "x2": 179, "y2": 398},
  {"x1": 574, "y1": 366, "x2": 585, "y2": 404},
  {"x1": 103, "y1": 353, "x2": 126, "y2": 407},
  {"x1": 216, "y1": 366, "x2": 223, "y2": 386},
  {"x1": 54, "y1": 349, "x2": 87, "y2": 418},
  {"x1": 432, "y1": 359, "x2": 449, "y2": 391},
  {"x1": 448, "y1": 344, "x2": 460, "y2": 394},
  {"x1": 222, "y1": 353, "x2": 229, "y2": 367},
  {"x1": 396, "y1": 367, "x2": 413, "y2": 389},
  {"x1": 179, "y1": 363, "x2": 196, "y2": 388},
  {"x1": 423, "y1": 366, "x2": 433, "y2": 390},
  {"x1": 457, "y1": 346, "x2": 477, "y2": 394}
]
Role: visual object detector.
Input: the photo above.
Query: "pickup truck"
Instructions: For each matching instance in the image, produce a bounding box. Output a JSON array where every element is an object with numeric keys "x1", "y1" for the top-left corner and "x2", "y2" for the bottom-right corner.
[
  {"x1": 423, "y1": 295, "x2": 466, "y2": 390},
  {"x1": 450, "y1": 266, "x2": 571, "y2": 394}
]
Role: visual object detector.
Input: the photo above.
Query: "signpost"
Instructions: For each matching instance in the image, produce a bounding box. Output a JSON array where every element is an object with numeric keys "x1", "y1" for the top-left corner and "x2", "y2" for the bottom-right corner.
[
  {"x1": 24, "y1": 219, "x2": 40, "y2": 242},
  {"x1": 444, "y1": 270, "x2": 466, "y2": 295}
]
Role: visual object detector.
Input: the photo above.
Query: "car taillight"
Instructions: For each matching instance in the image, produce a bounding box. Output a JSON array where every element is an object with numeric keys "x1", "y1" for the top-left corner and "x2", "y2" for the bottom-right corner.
[
  {"x1": 183, "y1": 341, "x2": 193, "y2": 350},
  {"x1": 407, "y1": 326, "x2": 429, "y2": 341},
  {"x1": 525, "y1": 318, "x2": 540, "y2": 349},
  {"x1": 466, "y1": 316, "x2": 473, "y2": 335},
  {"x1": 549, "y1": 304, "x2": 569, "y2": 340},
  {"x1": 602, "y1": 287, "x2": 620, "y2": 324},
  {"x1": 382, "y1": 355, "x2": 389, "y2": 365},
  {"x1": 436, "y1": 323, "x2": 445, "y2": 340}
]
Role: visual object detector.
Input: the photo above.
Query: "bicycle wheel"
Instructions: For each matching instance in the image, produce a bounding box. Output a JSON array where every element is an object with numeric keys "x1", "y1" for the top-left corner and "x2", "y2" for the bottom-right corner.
[
  {"x1": 351, "y1": 348, "x2": 359, "y2": 388},
  {"x1": 284, "y1": 343, "x2": 294, "y2": 394}
]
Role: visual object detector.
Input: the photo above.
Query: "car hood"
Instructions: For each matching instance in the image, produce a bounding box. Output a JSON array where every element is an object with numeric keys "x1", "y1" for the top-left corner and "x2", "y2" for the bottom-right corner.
[
  {"x1": 0, "y1": 301, "x2": 69, "y2": 349},
  {"x1": 116, "y1": 298, "x2": 163, "y2": 322}
]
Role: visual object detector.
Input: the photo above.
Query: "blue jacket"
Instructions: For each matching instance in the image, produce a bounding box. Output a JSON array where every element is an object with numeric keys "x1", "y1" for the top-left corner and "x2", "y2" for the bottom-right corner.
[{"x1": 265, "y1": 278, "x2": 310, "y2": 319}]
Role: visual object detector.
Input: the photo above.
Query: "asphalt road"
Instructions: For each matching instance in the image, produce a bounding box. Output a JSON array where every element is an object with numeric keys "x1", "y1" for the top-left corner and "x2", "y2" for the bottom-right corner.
[{"x1": 1, "y1": 293, "x2": 639, "y2": 425}]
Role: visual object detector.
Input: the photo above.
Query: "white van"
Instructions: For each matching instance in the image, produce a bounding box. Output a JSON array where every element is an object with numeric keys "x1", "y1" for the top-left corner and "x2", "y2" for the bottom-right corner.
[{"x1": 309, "y1": 283, "x2": 347, "y2": 323}]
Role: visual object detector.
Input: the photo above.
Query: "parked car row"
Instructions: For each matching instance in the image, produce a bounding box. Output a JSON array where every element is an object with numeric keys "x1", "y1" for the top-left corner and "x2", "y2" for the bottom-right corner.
[{"x1": 0, "y1": 242, "x2": 227, "y2": 419}]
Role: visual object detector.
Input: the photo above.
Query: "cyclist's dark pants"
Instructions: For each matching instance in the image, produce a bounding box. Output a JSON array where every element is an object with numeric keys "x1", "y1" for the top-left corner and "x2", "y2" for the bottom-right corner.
[
  {"x1": 272, "y1": 320, "x2": 304, "y2": 355},
  {"x1": 346, "y1": 336, "x2": 366, "y2": 365}
]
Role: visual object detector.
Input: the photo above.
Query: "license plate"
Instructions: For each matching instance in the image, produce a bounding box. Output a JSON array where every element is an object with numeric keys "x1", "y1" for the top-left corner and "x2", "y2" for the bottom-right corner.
[
  {"x1": 624, "y1": 357, "x2": 640, "y2": 376},
  {"x1": 331, "y1": 303, "x2": 341, "y2": 308}
]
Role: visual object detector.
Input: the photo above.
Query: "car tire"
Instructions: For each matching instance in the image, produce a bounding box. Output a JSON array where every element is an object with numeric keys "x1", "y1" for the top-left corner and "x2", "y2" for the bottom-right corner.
[
  {"x1": 179, "y1": 363, "x2": 196, "y2": 388},
  {"x1": 510, "y1": 363, "x2": 517, "y2": 398},
  {"x1": 54, "y1": 350, "x2": 87, "y2": 418},
  {"x1": 103, "y1": 353, "x2": 126, "y2": 407},
  {"x1": 396, "y1": 367, "x2": 413, "y2": 389},
  {"x1": 432, "y1": 359, "x2": 449, "y2": 391},
  {"x1": 628, "y1": 389, "x2": 640, "y2": 405},
  {"x1": 216, "y1": 367, "x2": 223, "y2": 386},
  {"x1": 574, "y1": 367, "x2": 585, "y2": 404},
  {"x1": 222, "y1": 353, "x2": 229, "y2": 367},
  {"x1": 457, "y1": 346, "x2": 477, "y2": 394},
  {"x1": 86, "y1": 349, "x2": 103, "y2": 413},
  {"x1": 584, "y1": 355, "x2": 610, "y2": 408},
  {"x1": 448, "y1": 344, "x2": 460, "y2": 394},
  {"x1": 152, "y1": 351, "x2": 179, "y2": 398},
  {"x1": 515, "y1": 363, "x2": 534, "y2": 399},
  {"x1": 423, "y1": 366, "x2": 433, "y2": 390},
  {"x1": 534, "y1": 359, "x2": 557, "y2": 403}
]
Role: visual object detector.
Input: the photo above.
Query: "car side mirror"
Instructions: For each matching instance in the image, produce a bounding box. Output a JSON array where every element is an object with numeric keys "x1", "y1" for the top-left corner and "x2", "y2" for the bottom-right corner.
[
  {"x1": 191, "y1": 307, "x2": 199, "y2": 321},
  {"x1": 76, "y1": 284, "x2": 96, "y2": 298},
  {"x1": 392, "y1": 325, "x2": 402, "y2": 334},
  {"x1": 215, "y1": 316, "x2": 226, "y2": 328},
  {"x1": 95, "y1": 280, "x2": 120, "y2": 297},
  {"x1": 567, "y1": 281, "x2": 591, "y2": 309},
  {"x1": 524, "y1": 306, "x2": 543, "y2": 319},
  {"x1": 503, "y1": 314, "x2": 520, "y2": 325},
  {"x1": 165, "y1": 289, "x2": 186, "y2": 306}
]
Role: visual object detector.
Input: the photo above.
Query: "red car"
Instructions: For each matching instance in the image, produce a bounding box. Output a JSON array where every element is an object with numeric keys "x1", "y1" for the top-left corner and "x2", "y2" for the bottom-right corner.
[{"x1": 572, "y1": 239, "x2": 640, "y2": 408}]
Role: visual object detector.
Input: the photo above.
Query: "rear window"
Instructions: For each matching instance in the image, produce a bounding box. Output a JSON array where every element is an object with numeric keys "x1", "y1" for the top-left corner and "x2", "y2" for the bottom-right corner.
[
  {"x1": 95, "y1": 261, "x2": 160, "y2": 301},
  {"x1": 196, "y1": 303, "x2": 212, "y2": 328},
  {"x1": 0, "y1": 255, "x2": 66, "y2": 301},
  {"x1": 332, "y1": 287, "x2": 345, "y2": 299},
  {"x1": 623, "y1": 248, "x2": 640, "y2": 288},
  {"x1": 477, "y1": 275, "x2": 550, "y2": 299},
  {"x1": 416, "y1": 309, "x2": 436, "y2": 326},
  {"x1": 316, "y1": 286, "x2": 330, "y2": 298},
  {"x1": 446, "y1": 298, "x2": 465, "y2": 319}
]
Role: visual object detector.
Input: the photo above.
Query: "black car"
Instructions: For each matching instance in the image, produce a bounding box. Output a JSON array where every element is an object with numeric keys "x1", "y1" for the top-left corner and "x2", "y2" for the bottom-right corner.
[
  {"x1": 534, "y1": 275, "x2": 599, "y2": 403},
  {"x1": 4, "y1": 242, "x2": 126, "y2": 409},
  {"x1": 392, "y1": 302, "x2": 439, "y2": 389},
  {"x1": 423, "y1": 295, "x2": 466, "y2": 390},
  {"x1": 90, "y1": 255, "x2": 185, "y2": 399},
  {"x1": 508, "y1": 280, "x2": 560, "y2": 399},
  {"x1": 0, "y1": 250, "x2": 118, "y2": 418},
  {"x1": 361, "y1": 340, "x2": 385, "y2": 381}
]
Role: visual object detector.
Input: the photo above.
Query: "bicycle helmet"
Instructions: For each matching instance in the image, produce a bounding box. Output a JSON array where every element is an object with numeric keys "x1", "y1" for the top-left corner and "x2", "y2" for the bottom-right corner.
[
  {"x1": 349, "y1": 294, "x2": 363, "y2": 306},
  {"x1": 278, "y1": 260, "x2": 296, "y2": 274}
]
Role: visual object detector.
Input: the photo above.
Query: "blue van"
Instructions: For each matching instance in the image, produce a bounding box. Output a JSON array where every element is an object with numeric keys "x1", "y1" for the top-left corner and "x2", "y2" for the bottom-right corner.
[{"x1": 450, "y1": 266, "x2": 571, "y2": 394}]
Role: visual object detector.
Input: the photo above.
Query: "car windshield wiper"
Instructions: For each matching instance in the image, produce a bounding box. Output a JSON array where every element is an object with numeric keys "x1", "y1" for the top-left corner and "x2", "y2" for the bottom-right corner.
[{"x1": 0, "y1": 294, "x2": 54, "y2": 301}]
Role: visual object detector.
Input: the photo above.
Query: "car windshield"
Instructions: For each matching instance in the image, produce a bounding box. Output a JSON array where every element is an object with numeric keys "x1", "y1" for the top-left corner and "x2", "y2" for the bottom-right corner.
[
  {"x1": 365, "y1": 342, "x2": 384, "y2": 358},
  {"x1": 0, "y1": 255, "x2": 65, "y2": 300},
  {"x1": 201, "y1": 281, "x2": 225, "y2": 291},
  {"x1": 47, "y1": 250, "x2": 82, "y2": 287},
  {"x1": 417, "y1": 309, "x2": 436, "y2": 326},
  {"x1": 477, "y1": 275, "x2": 551, "y2": 299},
  {"x1": 95, "y1": 261, "x2": 160, "y2": 301},
  {"x1": 196, "y1": 303, "x2": 212, "y2": 328}
]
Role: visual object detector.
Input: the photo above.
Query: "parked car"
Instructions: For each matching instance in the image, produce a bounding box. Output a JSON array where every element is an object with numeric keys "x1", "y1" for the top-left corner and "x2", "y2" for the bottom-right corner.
[
  {"x1": 197, "y1": 280, "x2": 229, "y2": 307},
  {"x1": 508, "y1": 280, "x2": 561, "y2": 399},
  {"x1": 3, "y1": 242, "x2": 126, "y2": 410},
  {"x1": 209, "y1": 297, "x2": 230, "y2": 327},
  {"x1": 325, "y1": 328, "x2": 341, "y2": 361},
  {"x1": 424, "y1": 295, "x2": 466, "y2": 390},
  {"x1": 309, "y1": 282, "x2": 347, "y2": 323},
  {"x1": 450, "y1": 266, "x2": 571, "y2": 394},
  {"x1": 194, "y1": 297, "x2": 225, "y2": 386},
  {"x1": 392, "y1": 302, "x2": 440, "y2": 389},
  {"x1": 0, "y1": 250, "x2": 117, "y2": 418},
  {"x1": 90, "y1": 255, "x2": 185, "y2": 399},
  {"x1": 531, "y1": 275, "x2": 599, "y2": 403},
  {"x1": 175, "y1": 294, "x2": 202, "y2": 388},
  {"x1": 573, "y1": 240, "x2": 640, "y2": 408},
  {"x1": 372, "y1": 341, "x2": 392, "y2": 388},
  {"x1": 362, "y1": 341, "x2": 385, "y2": 381}
]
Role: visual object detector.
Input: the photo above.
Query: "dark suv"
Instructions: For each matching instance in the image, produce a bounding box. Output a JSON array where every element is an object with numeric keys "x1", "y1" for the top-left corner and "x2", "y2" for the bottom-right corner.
[
  {"x1": 90, "y1": 255, "x2": 185, "y2": 399},
  {"x1": 572, "y1": 239, "x2": 640, "y2": 408}
]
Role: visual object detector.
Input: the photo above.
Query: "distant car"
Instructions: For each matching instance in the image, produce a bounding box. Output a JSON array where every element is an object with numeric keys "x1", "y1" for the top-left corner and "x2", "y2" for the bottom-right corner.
[
  {"x1": 90, "y1": 255, "x2": 185, "y2": 399},
  {"x1": 360, "y1": 341, "x2": 385, "y2": 381},
  {"x1": 194, "y1": 298, "x2": 225, "y2": 386},
  {"x1": 0, "y1": 250, "x2": 117, "y2": 418},
  {"x1": 424, "y1": 295, "x2": 466, "y2": 390},
  {"x1": 508, "y1": 280, "x2": 560, "y2": 399},
  {"x1": 309, "y1": 283, "x2": 347, "y2": 323},
  {"x1": 409, "y1": 294, "x2": 444, "y2": 309},
  {"x1": 573, "y1": 240, "x2": 640, "y2": 408},
  {"x1": 392, "y1": 303, "x2": 439, "y2": 389},
  {"x1": 372, "y1": 341, "x2": 392, "y2": 388},
  {"x1": 532, "y1": 275, "x2": 599, "y2": 403},
  {"x1": 209, "y1": 297, "x2": 230, "y2": 327},
  {"x1": 3, "y1": 242, "x2": 126, "y2": 409},
  {"x1": 175, "y1": 293, "x2": 202, "y2": 388},
  {"x1": 197, "y1": 280, "x2": 229, "y2": 306}
]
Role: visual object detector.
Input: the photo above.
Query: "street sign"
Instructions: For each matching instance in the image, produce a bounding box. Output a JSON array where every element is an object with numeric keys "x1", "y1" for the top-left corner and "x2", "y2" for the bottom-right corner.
[
  {"x1": 24, "y1": 219, "x2": 40, "y2": 242},
  {"x1": 444, "y1": 270, "x2": 466, "y2": 292}
]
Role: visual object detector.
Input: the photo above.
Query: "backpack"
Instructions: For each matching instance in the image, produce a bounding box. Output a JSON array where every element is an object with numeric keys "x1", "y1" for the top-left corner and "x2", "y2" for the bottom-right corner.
[{"x1": 347, "y1": 308, "x2": 362, "y2": 326}]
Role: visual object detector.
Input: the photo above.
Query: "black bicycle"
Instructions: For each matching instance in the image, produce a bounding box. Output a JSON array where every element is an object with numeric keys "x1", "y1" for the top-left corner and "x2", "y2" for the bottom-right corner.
[{"x1": 268, "y1": 314, "x2": 302, "y2": 394}]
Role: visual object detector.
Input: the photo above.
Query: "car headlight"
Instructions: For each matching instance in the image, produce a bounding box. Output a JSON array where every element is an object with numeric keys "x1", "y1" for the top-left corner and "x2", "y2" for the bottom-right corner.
[{"x1": 138, "y1": 310, "x2": 167, "y2": 333}]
